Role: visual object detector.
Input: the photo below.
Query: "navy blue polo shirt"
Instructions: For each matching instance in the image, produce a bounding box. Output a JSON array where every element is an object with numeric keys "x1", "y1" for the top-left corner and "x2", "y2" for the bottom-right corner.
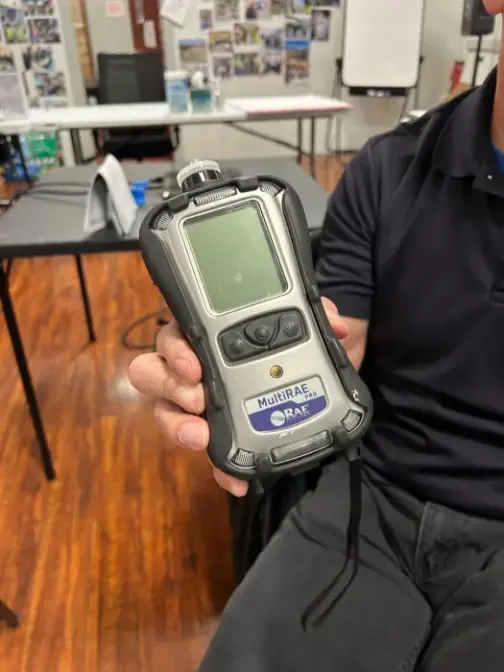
[{"x1": 316, "y1": 68, "x2": 504, "y2": 519}]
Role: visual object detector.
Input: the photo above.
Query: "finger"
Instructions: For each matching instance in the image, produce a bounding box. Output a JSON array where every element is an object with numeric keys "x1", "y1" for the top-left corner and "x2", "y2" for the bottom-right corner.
[
  {"x1": 129, "y1": 353, "x2": 205, "y2": 414},
  {"x1": 321, "y1": 296, "x2": 349, "y2": 339},
  {"x1": 155, "y1": 321, "x2": 202, "y2": 384},
  {"x1": 154, "y1": 398, "x2": 209, "y2": 450},
  {"x1": 212, "y1": 467, "x2": 249, "y2": 497},
  {"x1": 155, "y1": 399, "x2": 248, "y2": 496}
]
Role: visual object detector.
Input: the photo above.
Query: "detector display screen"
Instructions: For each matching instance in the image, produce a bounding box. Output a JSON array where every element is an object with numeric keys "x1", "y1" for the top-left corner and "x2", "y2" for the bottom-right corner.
[{"x1": 184, "y1": 203, "x2": 286, "y2": 313}]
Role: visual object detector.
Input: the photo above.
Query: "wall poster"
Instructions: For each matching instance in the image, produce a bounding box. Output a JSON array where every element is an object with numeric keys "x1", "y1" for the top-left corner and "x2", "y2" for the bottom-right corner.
[
  {"x1": 175, "y1": 0, "x2": 339, "y2": 85},
  {"x1": 0, "y1": 0, "x2": 71, "y2": 109}
]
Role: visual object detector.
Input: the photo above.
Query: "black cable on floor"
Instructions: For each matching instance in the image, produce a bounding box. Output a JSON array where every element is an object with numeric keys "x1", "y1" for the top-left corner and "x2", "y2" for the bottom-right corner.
[{"x1": 120, "y1": 309, "x2": 171, "y2": 351}]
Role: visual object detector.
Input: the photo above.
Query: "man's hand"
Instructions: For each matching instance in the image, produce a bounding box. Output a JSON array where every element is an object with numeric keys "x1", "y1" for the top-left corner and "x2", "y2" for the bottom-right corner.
[{"x1": 128, "y1": 297, "x2": 350, "y2": 497}]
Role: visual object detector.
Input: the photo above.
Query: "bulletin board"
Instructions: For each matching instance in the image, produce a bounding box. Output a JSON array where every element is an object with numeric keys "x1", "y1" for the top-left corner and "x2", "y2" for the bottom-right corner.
[
  {"x1": 341, "y1": 0, "x2": 425, "y2": 90},
  {"x1": 0, "y1": 0, "x2": 73, "y2": 111},
  {"x1": 168, "y1": 0, "x2": 341, "y2": 88}
]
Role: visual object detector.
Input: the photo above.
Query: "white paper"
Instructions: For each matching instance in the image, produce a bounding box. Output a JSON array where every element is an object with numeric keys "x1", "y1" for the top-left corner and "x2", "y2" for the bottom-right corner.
[
  {"x1": 98, "y1": 155, "x2": 137, "y2": 234},
  {"x1": 0, "y1": 72, "x2": 29, "y2": 122},
  {"x1": 84, "y1": 155, "x2": 137, "y2": 236},
  {"x1": 160, "y1": 0, "x2": 192, "y2": 28},
  {"x1": 84, "y1": 176, "x2": 108, "y2": 234},
  {"x1": 107, "y1": 194, "x2": 130, "y2": 236},
  {"x1": 0, "y1": 0, "x2": 22, "y2": 8},
  {"x1": 143, "y1": 19, "x2": 157, "y2": 49},
  {"x1": 105, "y1": 0, "x2": 125, "y2": 18}
]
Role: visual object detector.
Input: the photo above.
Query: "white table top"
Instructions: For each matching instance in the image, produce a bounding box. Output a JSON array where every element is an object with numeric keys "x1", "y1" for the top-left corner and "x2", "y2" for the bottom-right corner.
[
  {"x1": 0, "y1": 101, "x2": 245, "y2": 134},
  {"x1": 227, "y1": 95, "x2": 352, "y2": 119},
  {"x1": 0, "y1": 95, "x2": 351, "y2": 135}
]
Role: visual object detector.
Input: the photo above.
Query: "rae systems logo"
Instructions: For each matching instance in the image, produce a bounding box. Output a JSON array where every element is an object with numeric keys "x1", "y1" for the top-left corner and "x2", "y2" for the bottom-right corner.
[{"x1": 270, "y1": 405, "x2": 310, "y2": 427}]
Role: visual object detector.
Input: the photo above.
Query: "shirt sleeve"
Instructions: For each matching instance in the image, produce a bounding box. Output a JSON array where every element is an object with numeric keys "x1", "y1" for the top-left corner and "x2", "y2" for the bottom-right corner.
[{"x1": 315, "y1": 140, "x2": 379, "y2": 320}]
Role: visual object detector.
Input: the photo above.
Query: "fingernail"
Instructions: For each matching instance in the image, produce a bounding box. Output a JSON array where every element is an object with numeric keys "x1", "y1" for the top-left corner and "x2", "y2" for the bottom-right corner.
[
  {"x1": 174, "y1": 385, "x2": 199, "y2": 410},
  {"x1": 230, "y1": 482, "x2": 247, "y2": 497},
  {"x1": 174, "y1": 357, "x2": 192, "y2": 379},
  {"x1": 178, "y1": 423, "x2": 205, "y2": 449}
]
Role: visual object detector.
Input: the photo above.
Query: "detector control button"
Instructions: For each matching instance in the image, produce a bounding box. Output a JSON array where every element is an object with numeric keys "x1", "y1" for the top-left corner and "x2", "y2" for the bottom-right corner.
[
  {"x1": 244, "y1": 316, "x2": 277, "y2": 346},
  {"x1": 270, "y1": 311, "x2": 305, "y2": 350},
  {"x1": 220, "y1": 331, "x2": 265, "y2": 362}
]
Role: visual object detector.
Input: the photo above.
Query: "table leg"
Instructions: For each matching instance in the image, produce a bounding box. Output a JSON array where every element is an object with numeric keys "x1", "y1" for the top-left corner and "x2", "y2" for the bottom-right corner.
[
  {"x1": 74, "y1": 255, "x2": 96, "y2": 344},
  {"x1": 70, "y1": 129, "x2": 84, "y2": 165},
  {"x1": 0, "y1": 263, "x2": 56, "y2": 481},
  {"x1": 296, "y1": 118, "x2": 303, "y2": 164},
  {"x1": 309, "y1": 117, "x2": 316, "y2": 179}
]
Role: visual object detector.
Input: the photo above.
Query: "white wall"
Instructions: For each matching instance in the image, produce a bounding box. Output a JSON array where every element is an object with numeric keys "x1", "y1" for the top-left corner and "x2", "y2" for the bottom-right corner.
[
  {"x1": 85, "y1": 0, "x2": 134, "y2": 71},
  {"x1": 418, "y1": 0, "x2": 501, "y2": 108},
  {"x1": 85, "y1": 0, "x2": 501, "y2": 159}
]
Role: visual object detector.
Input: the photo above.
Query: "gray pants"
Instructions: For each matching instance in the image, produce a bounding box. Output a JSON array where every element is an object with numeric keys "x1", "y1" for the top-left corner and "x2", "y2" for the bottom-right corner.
[{"x1": 199, "y1": 459, "x2": 504, "y2": 671}]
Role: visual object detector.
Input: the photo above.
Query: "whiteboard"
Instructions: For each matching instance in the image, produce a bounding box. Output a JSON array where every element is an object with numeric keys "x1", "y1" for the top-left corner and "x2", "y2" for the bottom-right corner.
[{"x1": 341, "y1": 0, "x2": 425, "y2": 90}]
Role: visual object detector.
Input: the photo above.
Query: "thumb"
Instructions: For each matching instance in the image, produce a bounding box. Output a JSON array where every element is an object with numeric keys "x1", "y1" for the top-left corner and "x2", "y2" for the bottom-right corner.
[{"x1": 321, "y1": 297, "x2": 349, "y2": 340}]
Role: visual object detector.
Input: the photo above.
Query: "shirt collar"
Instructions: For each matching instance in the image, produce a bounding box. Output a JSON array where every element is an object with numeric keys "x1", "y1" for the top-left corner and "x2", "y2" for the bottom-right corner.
[{"x1": 432, "y1": 67, "x2": 497, "y2": 180}]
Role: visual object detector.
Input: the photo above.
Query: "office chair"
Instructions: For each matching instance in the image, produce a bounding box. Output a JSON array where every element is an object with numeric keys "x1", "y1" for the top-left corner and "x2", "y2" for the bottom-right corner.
[
  {"x1": 96, "y1": 52, "x2": 178, "y2": 161},
  {"x1": 229, "y1": 228, "x2": 324, "y2": 584}
]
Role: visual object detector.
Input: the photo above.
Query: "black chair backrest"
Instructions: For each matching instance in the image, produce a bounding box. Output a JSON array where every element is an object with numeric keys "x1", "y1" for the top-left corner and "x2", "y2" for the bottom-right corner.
[{"x1": 97, "y1": 52, "x2": 166, "y2": 136}]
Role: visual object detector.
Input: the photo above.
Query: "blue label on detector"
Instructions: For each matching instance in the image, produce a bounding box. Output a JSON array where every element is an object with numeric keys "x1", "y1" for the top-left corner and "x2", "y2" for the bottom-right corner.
[{"x1": 245, "y1": 376, "x2": 327, "y2": 432}]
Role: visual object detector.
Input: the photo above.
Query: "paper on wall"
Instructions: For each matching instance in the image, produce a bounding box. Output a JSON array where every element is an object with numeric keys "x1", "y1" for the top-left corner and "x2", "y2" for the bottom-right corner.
[
  {"x1": 143, "y1": 19, "x2": 157, "y2": 48},
  {"x1": 234, "y1": 52, "x2": 261, "y2": 76},
  {"x1": 234, "y1": 23, "x2": 260, "y2": 47},
  {"x1": 160, "y1": 0, "x2": 192, "y2": 28},
  {"x1": 0, "y1": 6, "x2": 29, "y2": 43},
  {"x1": 244, "y1": 0, "x2": 270, "y2": 20},
  {"x1": 209, "y1": 30, "x2": 233, "y2": 54},
  {"x1": 285, "y1": 34, "x2": 310, "y2": 85},
  {"x1": 289, "y1": 0, "x2": 313, "y2": 14},
  {"x1": 0, "y1": 71, "x2": 29, "y2": 121},
  {"x1": 311, "y1": 9, "x2": 330, "y2": 41},
  {"x1": 105, "y1": 0, "x2": 125, "y2": 18},
  {"x1": 199, "y1": 8, "x2": 213, "y2": 30},
  {"x1": 0, "y1": 0, "x2": 22, "y2": 9},
  {"x1": 214, "y1": 0, "x2": 240, "y2": 23},
  {"x1": 0, "y1": 46, "x2": 16, "y2": 72},
  {"x1": 178, "y1": 37, "x2": 208, "y2": 77},
  {"x1": 134, "y1": 0, "x2": 145, "y2": 23},
  {"x1": 270, "y1": 0, "x2": 287, "y2": 15},
  {"x1": 212, "y1": 55, "x2": 233, "y2": 79},
  {"x1": 286, "y1": 19, "x2": 311, "y2": 41}
]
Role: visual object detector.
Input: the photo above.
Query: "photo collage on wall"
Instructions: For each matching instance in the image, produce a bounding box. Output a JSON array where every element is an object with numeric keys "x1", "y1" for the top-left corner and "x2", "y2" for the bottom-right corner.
[
  {"x1": 179, "y1": 0, "x2": 340, "y2": 85},
  {"x1": 0, "y1": 0, "x2": 71, "y2": 114}
]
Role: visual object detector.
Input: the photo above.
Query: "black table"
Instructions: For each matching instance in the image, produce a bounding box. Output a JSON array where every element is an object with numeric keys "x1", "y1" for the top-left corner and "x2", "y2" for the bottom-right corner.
[{"x1": 0, "y1": 158, "x2": 328, "y2": 480}]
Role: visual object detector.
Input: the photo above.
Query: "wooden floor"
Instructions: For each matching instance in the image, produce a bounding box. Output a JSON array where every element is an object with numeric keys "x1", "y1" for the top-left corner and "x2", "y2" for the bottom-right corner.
[{"x1": 0, "y1": 156, "x2": 346, "y2": 672}]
